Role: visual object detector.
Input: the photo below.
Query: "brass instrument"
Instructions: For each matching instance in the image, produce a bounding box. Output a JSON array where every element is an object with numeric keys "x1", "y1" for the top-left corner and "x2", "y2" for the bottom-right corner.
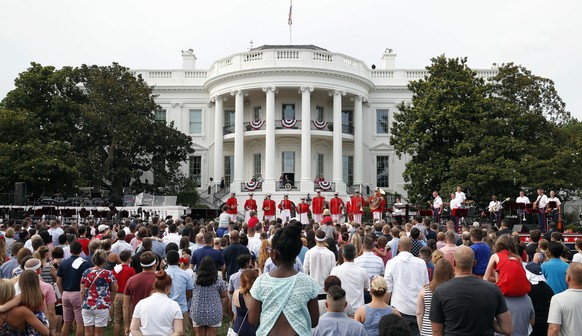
[
  {"x1": 359, "y1": 197, "x2": 364, "y2": 212},
  {"x1": 369, "y1": 194, "x2": 382, "y2": 211}
]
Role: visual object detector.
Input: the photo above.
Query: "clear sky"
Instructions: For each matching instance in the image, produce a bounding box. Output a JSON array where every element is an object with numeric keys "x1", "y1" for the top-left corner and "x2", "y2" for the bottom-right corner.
[{"x1": 1, "y1": 0, "x2": 580, "y2": 119}]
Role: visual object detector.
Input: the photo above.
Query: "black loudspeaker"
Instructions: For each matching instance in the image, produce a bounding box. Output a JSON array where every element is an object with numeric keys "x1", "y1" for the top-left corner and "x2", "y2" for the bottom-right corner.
[
  {"x1": 512, "y1": 225, "x2": 523, "y2": 233},
  {"x1": 524, "y1": 224, "x2": 539, "y2": 233},
  {"x1": 14, "y1": 182, "x2": 26, "y2": 205}
]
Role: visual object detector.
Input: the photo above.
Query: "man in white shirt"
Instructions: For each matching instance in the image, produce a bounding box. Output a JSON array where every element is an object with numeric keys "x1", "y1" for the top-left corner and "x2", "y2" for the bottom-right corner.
[
  {"x1": 487, "y1": 195, "x2": 502, "y2": 226},
  {"x1": 430, "y1": 191, "x2": 443, "y2": 224},
  {"x1": 48, "y1": 220, "x2": 64, "y2": 246},
  {"x1": 111, "y1": 230, "x2": 135, "y2": 256},
  {"x1": 330, "y1": 244, "x2": 369, "y2": 310},
  {"x1": 516, "y1": 190, "x2": 530, "y2": 223},
  {"x1": 455, "y1": 186, "x2": 466, "y2": 205},
  {"x1": 547, "y1": 263, "x2": 582, "y2": 336},
  {"x1": 449, "y1": 193, "x2": 461, "y2": 230},
  {"x1": 162, "y1": 223, "x2": 181, "y2": 246},
  {"x1": 384, "y1": 236, "x2": 429, "y2": 336},
  {"x1": 304, "y1": 230, "x2": 337, "y2": 291},
  {"x1": 534, "y1": 188, "x2": 549, "y2": 231},
  {"x1": 546, "y1": 190, "x2": 562, "y2": 226}
]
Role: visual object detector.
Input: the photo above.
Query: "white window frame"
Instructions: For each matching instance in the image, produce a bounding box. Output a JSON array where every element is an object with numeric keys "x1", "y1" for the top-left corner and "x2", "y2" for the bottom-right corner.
[{"x1": 376, "y1": 108, "x2": 390, "y2": 135}]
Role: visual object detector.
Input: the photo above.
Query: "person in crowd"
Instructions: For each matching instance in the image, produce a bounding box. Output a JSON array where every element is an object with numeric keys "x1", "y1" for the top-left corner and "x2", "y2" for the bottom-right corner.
[
  {"x1": 430, "y1": 246, "x2": 512, "y2": 336},
  {"x1": 0, "y1": 279, "x2": 50, "y2": 336},
  {"x1": 189, "y1": 256, "x2": 228, "y2": 336},
  {"x1": 418, "y1": 247, "x2": 434, "y2": 281},
  {"x1": 355, "y1": 276, "x2": 399, "y2": 336},
  {"x1": 165, "y1": 250, "x2": 194, "y2": 334},
  {"x1": 330, "y1": 244, "x2": 369, "y2": 310},
  {"x1": 57, "y1": 241, "x2": 90, "y2": 336},
  {"x1": 547, "y1": 262, "x2": 582, "y2": 336},
  {"x1": 190, "y1": 232, "x2": 225, "y2": 272},
  {"x1": 439, "y1": 231, "x2": 458, "y2": 265},
  {"x1": 223, "y1": 230, "x2": 250, "y2": 281},
  {"x1": 232, "y1": 269, "x2": 259, "y2": 336},
  {"x1": 130, "y1": 270, "x2": 184, "y2": 336},
  {"x1": 409, "y1": 228, "x2": 426, "y2": 257},
  {"x1": 123, "y1": 251, "x2": 158, "y2": 336},
  {"x1": 313, "y1": 285, "x2": 368, "y2": 336},
  {"x1": 483, "y1": 235, "x2": 531, "y2": 297},
  {"x1": 416, "y1": 259, "x2": 454, "y2": 336},
  {"x1": 80, "y1": 249, "x2": 118, "y2": 336},
  {"x1": 112, "y1": 250, "x2": 135, "y2": 336},
  {"x1": 304, "y1": 230, "x2": 337, "y2": 291},
  {"x1": 355, "y1": 237, "x2": 385, "y2": 279},
  {"x1": 248, "y1": 223, "x2": 320, "y2": 336},
  {"x1": 385, "y1": 237, "x2": 429, "y2": 336},
  {"x1": 523, "y1": 261, "x2": 553, "y2": 336},
  {"x1": 0, "y1": 242, "x2": 23, "y2": 278},
  {"x1": 378, "y1": 313, "x2": 411, "y2": 336},
  {"x1": 469, "y1": 227, "x2": 490, "y2": 278},
  {"x1": 573, "y1": 239, "x2": 582, "y2": 263},
  {"x1": 316, "y1": 275, "x2": 355, "y2": 317},
  {"x1": 111, "y1": 230, "x2": 134, "y2": 256},
  {"x1": 542, "y1": 241, "x2": 570, "y2": 295}
]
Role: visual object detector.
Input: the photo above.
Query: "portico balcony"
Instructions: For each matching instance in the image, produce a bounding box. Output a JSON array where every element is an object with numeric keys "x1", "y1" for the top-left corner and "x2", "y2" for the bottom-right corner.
[{"x1": 224, "y1": 120, "x2": 354, "y2": 135}]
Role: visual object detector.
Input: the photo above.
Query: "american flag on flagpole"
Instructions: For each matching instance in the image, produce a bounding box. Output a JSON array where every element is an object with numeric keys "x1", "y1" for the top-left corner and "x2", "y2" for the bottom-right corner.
[{"x1": 288, "y1": 0, "x2": 292, "y2": 26}]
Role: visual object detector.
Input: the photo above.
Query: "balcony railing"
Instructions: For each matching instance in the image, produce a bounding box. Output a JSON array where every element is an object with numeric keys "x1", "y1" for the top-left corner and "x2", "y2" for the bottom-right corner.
[{"x1": 225, "y1": 120, "x2": 354, "y2": 135}]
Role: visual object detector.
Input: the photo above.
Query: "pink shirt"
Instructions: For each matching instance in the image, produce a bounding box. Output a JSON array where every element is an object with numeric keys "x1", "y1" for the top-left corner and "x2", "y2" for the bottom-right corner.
[
  {"x1": 40, "y1": 279, "x2": 57, "y2": 306},
  {"x1": 440, "y1": 244, "x2": 458, "y2": 265}
]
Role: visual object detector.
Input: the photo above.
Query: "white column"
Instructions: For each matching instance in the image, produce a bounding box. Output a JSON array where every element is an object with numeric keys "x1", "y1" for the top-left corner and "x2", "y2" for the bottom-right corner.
[
  {"x1": 353, "y1": 96, "x2": 364, "y2": 186},
  {"x1": 231, "y1": 90, "x2": 244, "y2": 192},
  {"x1": 332, "y1": 90, "x2": 346, "y2": 192},
  {"x1": 262, "y1": 87, "x2": 276, "y2": 192},
  {"x1": 213, "y1": 96, "x2": 224, "y2": 190},
  {"x1": 300, "y1": 86, "x2": 314, "y2": 192}
]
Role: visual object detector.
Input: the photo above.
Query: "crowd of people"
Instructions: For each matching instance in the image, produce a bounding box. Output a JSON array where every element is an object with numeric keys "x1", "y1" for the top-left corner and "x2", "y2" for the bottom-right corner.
[{"x1": 0, "y1": 206, "x2": 581, "y2": 336}]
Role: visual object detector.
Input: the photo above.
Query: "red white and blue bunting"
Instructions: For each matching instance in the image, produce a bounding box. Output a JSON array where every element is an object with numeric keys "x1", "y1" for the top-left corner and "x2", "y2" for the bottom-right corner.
[
  {"x1": 281, "y1": 119, "x2": 298, "y2": 128},
  {"x1": 312, "y1": 120, "x2": 328, "y2": 130},
  {"x1": 245, "y1": 181, "x2": 259, "y2": 191},
  {"x1": 250, "y1": 120, "x2": 265, "y2": 130},
  {"x1": 318, "y1": 181, "x2": 332, "y2": 191}
]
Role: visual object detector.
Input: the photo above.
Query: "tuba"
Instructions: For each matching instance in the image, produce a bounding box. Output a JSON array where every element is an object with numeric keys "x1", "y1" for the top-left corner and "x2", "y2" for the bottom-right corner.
[{"x1": 369, "y1": 195, "x2": 382, "y2": 211}]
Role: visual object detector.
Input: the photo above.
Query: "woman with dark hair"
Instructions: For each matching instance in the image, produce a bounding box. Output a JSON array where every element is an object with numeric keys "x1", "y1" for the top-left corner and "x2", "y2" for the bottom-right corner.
[
  {"x1": 305, "y1": 230, "x2": 316, "y2": 249},
  {"x1": 130, "y1": 270, "x2": 184, "y2": 336},
  {"x1": 189, "y1": 256, "x2": 228, "y2": 336},
  {"x1": 80, "y1": 249, "x2": 118, "y2": 336},
  {"x1": 232, "y1": 269, "x2": 259, "y2": 336},
  {"x1": 248, "y1": 223, "x2": 320, "y2": 336},
  {"x1": 379, "y1": 313, "x2": 412, "y2": 336},
  {"x1": 416, "y1": 259, "x2": 455, "y2": 336},
  {"x1": 0, "y1": 279, "x2": 50, "y2": 336}
]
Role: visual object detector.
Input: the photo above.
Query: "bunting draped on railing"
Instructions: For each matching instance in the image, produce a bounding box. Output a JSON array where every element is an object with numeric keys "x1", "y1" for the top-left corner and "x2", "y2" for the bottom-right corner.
[
  {"x1": 312, "y1": 120, "x2": 328, "y2": 130},
  {"x1": 250, "y1": 119, "x2": 265, "y2": 130},
  {"x1": 245, "y1": 181, "x2": 259, "y2": 191},
  {"x1": 281, "y1": 119, "x2": 297, "y2": 128},
  {"x1": 318, "y1": 181, "x2": 332, "y2": 191}
]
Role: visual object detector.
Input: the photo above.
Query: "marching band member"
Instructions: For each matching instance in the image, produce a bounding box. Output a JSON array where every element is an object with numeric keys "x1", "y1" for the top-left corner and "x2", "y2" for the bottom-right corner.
[
  {"x1": 368, "y1": 187, "x2": 386, "y2": 222},
  {"x1": 243, "y1": 193, "x2": 257, "y2": 223},
  {"x1": 278, "y1": 194, "x2": 293, "y2": 224},
  {"x1": 350, "y1": 190, "x2": 366, "y2": 224},
  {"x1": 533, "y1": 188, "x2": 548, "y2": 231},
  {"x1": 449, "y1": 193, "x2": 461, "y2": 229},
  {"x1": 226, "y1": 192, "x2": 238, "y2": 222},
  {"x1": 262, "y1": 194, "x2": 276, "y2": 222},
  {"x1": 346, "y1": 194, "x2": 354, "y2": 222},
  {"x1": 311, "y1": 190, "x2": 326, "y2": 223},
  {"x1": 329, "y1": 192, "x2": 345, "y2": 223},
  {"x1": 428, "y1": 191, "x2": 443, "y2": 224},
  {"x1": 455, "y1": 186, "x2": 466, "y2": 205},
  {"x1": 487, "y1": 195, "x2": 502, "y2": 226},
  {"x1": 546, "y1": 190, "x2": 561, "y2": 226},
  {"x1": 296, "y1": 197, "x2": 311, "y2": 224},
  {"x1": 516, "y1": 190, "x2": 530, "y2": 223}
]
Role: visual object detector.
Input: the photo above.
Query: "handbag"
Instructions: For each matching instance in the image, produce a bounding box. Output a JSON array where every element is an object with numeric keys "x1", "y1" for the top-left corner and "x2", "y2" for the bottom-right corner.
[{"x1": 226, "y1": 310, "x2": 248, "y2": 336}]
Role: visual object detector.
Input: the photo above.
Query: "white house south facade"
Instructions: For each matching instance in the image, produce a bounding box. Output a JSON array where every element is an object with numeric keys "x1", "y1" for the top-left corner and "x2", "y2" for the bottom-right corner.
[{"x1": 133, "y1": 45, "x2": 498, "y2": 204}]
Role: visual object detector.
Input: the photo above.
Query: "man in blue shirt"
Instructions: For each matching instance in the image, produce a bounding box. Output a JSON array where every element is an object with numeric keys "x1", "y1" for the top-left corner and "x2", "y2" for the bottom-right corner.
[
  {"x1": 191, "y1": 232, "x2": 225, "y2": 272},
  {"x1": 222, "y1": 230, "x2": 250, "y2": 279},
  {"x1": 165, "y1": 250, "x2": 194, "y2": 333},
  {"x1": 542, "y1": 241, "x2": 569, "y2": 295},
  {"x1": 313, "y1": 285, "x2": 368, "y2": 336},
  {"x1": 470, "y1": 227, "x2": 491, "y2": 277}
]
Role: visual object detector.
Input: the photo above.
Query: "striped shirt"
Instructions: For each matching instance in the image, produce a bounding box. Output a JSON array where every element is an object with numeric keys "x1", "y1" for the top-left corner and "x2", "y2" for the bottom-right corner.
[{"x1": 354, "y1": 251, "x2": 385, "y2": 278}]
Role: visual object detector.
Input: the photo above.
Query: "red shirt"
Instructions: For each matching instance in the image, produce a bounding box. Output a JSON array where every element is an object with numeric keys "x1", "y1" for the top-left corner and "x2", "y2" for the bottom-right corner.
[
  {"x1": 368, "y1": 194, "x2": 386, "y2": 213},
  {"x1": 296, "y1": 203, "x2": 310, "y2": 214},
  {"x1": 350, "y1": 196, "x2": 366, "y2": 214},
  {"x1": 329, "y1": 197, "x2": 345, "y2": 215},
  {"x1": 278, "y1": 199, "x2": 293, "y2": 211},
  {"x1": 262, "y1": 199, "x2": 276, "y2": 216},
  {"x1": 78, "y1": 237, "x2": 90, "y2": 256},
  {"x1": 113, "y1": 264, "x2": 136, "y2": 293},
  {"x1": 227, "y1": 197, "x2": 238, "y2": 215},
  {"x1": 125, "y1": 233, "x2": 135, "y2": 244},
  {"x1": 124, "y1": 271, "x2": 157, "y2": 313},
  {"x1": 312, "y1": 196, "x2": 326, "y2": 214},
  {"x1": 244, "y1": 199, "x2": 257, "y2": 211},
  {"x1": 248, "y1": 216, "x2": 259, "y2": 230}
]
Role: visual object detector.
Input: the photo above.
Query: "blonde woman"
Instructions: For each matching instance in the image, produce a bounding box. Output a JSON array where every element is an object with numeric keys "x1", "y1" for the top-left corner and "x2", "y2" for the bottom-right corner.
[
  {"x1": 0, "y1": 279, "x2": 50, "y2": 335},
  {"x1": 350, "y1": 233, "x2": 363, "y2": 257},
  {"x1": 258, "y1": 239, "x2": 270, "y2": 272},
  {"x1": 354, "y1": 276, "x2": 399, "y2": 336}
]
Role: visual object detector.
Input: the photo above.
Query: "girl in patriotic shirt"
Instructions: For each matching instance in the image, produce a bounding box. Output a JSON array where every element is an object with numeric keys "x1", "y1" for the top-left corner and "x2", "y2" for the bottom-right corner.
[{"x1": 80, "y1": 250, "x2": 118, "y2": 336}]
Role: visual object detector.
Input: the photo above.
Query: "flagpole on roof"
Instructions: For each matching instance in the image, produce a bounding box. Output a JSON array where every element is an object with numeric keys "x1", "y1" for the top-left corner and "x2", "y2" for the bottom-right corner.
[{"x1": 288, "y1": 0, "x2": 293, "y2": 45}]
